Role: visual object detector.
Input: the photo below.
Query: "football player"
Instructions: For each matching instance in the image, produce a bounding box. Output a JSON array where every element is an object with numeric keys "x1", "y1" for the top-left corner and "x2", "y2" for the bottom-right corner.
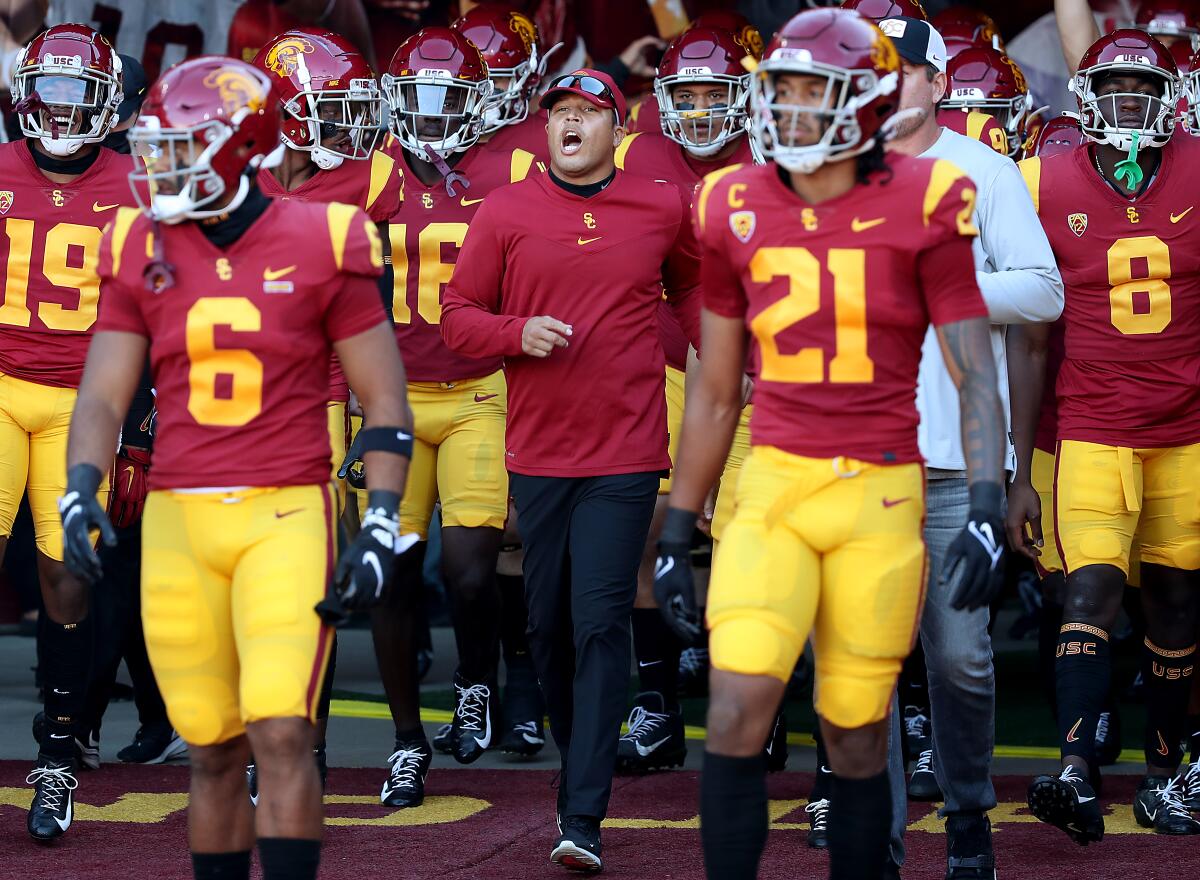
[
  {"x1": 369, "y1": 25, "x2": 533, "y2": 805},
  {"x1": 60, "y1": 56, "x2": 410, "y2": 880},
  {"x1": 0, "y1": 23, "x2": 136, "y2": 840},
  {"x1": 1136, "y1": 0, "x2": 1200, "y2": 51},
  {"x1": 249, "y1": 25, "x2": 403, "y2": 795},
  {"x1": 932, "y1": 5, "x2": 1004, "y2": 57},
  {"x1": 1015, "y1": 31, "x2": 1200, "y2": 841},
  {"x1": 611, "y1": 24, "x2": 756, "y2": 774},
  {"x1": 941, "y1": 46, "x2": 1036, "y2": 158},
  {"x1": 653, "y1": 10, "x2": 1005, "y2": 879}
]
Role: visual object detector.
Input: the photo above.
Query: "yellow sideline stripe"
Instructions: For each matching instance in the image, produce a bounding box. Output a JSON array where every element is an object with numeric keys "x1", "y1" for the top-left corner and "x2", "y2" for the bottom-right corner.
[{"x1": 331, "y1": 699, "x2": 1139, "y2": 761}]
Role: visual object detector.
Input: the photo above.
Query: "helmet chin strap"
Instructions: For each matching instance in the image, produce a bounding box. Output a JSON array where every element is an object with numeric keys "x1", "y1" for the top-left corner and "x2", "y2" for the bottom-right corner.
[
  {"x1": 684, "y1": 139, "x2": 728, "y2": 158},
  {"x1": 38, "y1": 135, "x2": 84, "y2": 157},
  {"x1": 311, "y1": 146, "x2": 344, "y2": 170}
]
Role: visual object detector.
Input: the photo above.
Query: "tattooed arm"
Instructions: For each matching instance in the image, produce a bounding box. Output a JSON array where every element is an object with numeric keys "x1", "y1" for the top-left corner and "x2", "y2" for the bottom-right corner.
[{"x1": 936, "y1": 316, "x2": 1005, "y2": 489}]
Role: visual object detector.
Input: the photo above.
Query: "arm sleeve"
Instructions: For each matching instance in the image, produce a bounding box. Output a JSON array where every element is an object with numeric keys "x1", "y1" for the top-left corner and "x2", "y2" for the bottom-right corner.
[
  {"x1": 440, "y1": 199, "x2": 527, "y2": 358},
  {"x1": 95, "y1": 220, "x2": 149, "y2": 337},
  {"x1": 661, "y1": 186, "x2": 702, "y2": 346},
  {"x1": 920, "y1": 173, "x2": 989, "y2": 327},
  {"x1": 974, "y1": 161, "x2": 1064, "y2": 324},
  {"x1": 693, "y1": 183, "x2": 747, "y2": 320}
]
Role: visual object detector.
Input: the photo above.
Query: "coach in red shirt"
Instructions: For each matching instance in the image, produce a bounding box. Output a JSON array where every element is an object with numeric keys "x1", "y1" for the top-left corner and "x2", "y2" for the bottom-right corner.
[{"x1": 441, "y1": 69, "x2": 701, "y2": 872}]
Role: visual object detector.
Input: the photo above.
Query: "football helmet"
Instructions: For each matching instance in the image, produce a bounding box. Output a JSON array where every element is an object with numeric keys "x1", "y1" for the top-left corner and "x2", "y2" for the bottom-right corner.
[
  {"x1": 253, "y1": 28, "x2": 382, "y2": 171},
  {"x1": 1023, "y1": 113, "x2": 1085, "y2": 159},
  {"x1": 128, "y1": 56, "x2": 280, "y2": 223},
  {"x1": 12, "y1": 24, "x2": 123, "y2": 157},
  {"x1": 841, "y1": 0, "x2": 928, "y2": 23},
  {"x1": 1135, "y1": 0, "x2": 1200, "y2": 52},
  {"x1": 1070, "y1": 29, "x2": 1178, "y2": 149},
  {"x1": 943, "y1": 47, "x2": 1033, "y2": 157},
  {"x1": 654, "y1": 27, "x2": 751, "y2": 156},
  {"x1": 751, "y1": 8, "x2": 902, "y2": 173},
  {"x1": 690, "y1": 11, "x2": 765, "y2": 61},
  {"x1": 383, "y1": 27, "x2": 493, "y2": 160},
  {"x1": 452, "y1": 6, "x2": 544, "y2": 133},
  {"x1": 1179, "y1": 43, "x2": 1200, "y2": 132},
  {"x1": 934, "y1": 6, "x2": 1003, "y2": 58}
]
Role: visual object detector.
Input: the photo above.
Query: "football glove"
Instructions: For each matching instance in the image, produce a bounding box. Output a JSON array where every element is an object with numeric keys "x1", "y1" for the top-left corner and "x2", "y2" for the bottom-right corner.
[
  {"x1": 941, "y1": 482, "x2": 1006, "y2": 612},
  {"x1": 654, "y1": 507, "x2": 704, "y2": 645},
  {"x1": 338, "y1": 430, "x2": 367, "y2": 490},
  {"x1": 59, "y1": 464, "x2": 118, "y2": 586},
  {"x1": 109, "y1": 447, "x2": 150, "y2": 529}
]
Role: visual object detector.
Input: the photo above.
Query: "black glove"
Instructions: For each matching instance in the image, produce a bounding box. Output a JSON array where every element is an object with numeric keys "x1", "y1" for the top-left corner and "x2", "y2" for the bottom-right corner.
[
  {"x1": 941, "y1": 482, "x2": 1006, "y2": 611},
  {"x1": 338, "y1": 429, "x2": 367, "y2": 490},
  {"x1": 654, "y1": 507, "x2": 703, "y2": 645},
  {"x1": 58, "y1": 463, "x2": 118, "y2": 585},
  {"x1": 318, "y1": 490, "x2": 402, "y2": 623}
]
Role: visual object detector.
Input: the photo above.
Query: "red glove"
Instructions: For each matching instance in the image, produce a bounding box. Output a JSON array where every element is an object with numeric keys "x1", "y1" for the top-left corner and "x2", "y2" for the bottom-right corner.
[{"x1": 109, "y1": 447, "x2": 151, "y2": 529}]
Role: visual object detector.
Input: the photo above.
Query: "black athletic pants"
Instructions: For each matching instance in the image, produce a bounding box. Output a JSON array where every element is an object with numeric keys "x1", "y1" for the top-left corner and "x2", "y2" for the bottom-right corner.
[{"x1": 509, "y1": 471, "x2": 659, "y2": 821}]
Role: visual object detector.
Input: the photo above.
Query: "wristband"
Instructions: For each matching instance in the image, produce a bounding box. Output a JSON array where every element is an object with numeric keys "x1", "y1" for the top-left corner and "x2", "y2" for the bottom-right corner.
[
  {"x1": 660, "y1": 507, "x2": 699, "y2": 547},
  {"x1": 365, "y1": 489, "x2": 402, "y2": 518},
  {"x1": 356, "y1": 427, "x2": 414, "y2": 460},
  {"x1": 968, "y1": 481, "x2": 1004, "y2": 518},
  {"x1": 67, "y1": 463, "x2": 104, "y2": 497}
]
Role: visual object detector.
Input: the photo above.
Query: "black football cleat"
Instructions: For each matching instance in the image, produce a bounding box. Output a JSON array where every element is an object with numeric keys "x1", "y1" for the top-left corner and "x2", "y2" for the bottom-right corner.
[
  {"x1": 246, "y1": 762, "x2": 259, "y2": 806},
  {"x1": 1182, "y1": 759, "x2": 1200, "y2": 812},
  {"x1": 551, "y1": 816, "x2": 603, "y2": 873},
  {"x1": 805, "y1": 797, "x2": 829, "y2": 849},
  {"x1": 380, "y1": 740, "x2": 432, "y2": 808},
  {"x1": 677, "y1": 646, "x2": 709, "y2": 699},
  {"x1": 32, "y1": 712, "x2": 99, "y2": 771},
  {"x1": 449, "y1": 674, "x2": 495, "y2": 764},
  {"x1": 117, "y1": 723, "x2": 187, "y2": 764},
  {"x1": 1134, "y1": 775, "x2": 1200, "y2": 835},
  {"x1": 905, "y1": 709, "x2": 942, "y2": 801},
  {"x1": 945, "y1": 813, "x2": 996, "y2": 879},
  {"x1": 616, "y1": 692, "x2": 686, "y2": 772},
  {"x1": 499, "y1": 719, "x2": 545, "y2": 757},
  {"x1": 432, "y1": 722, "x2": 454, "y2": 755},
  {"x1": 1027, "y1": 765, "x2": 1104, "y2": 845},
  {"x1": 764, "y1": 710, "x2": 788, "y2": 772},
  {"x1": 26, "y1": 756, "x2": 78, "y2": 841}
]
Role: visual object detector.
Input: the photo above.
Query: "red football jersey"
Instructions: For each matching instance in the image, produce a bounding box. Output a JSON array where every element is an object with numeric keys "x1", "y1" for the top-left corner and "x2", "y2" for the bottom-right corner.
[
  {"x1": 258, "y1": 149, "x2": 403, "y2": 401},
  {"x1": 387, "y1": 138, "x2": 542, "y2": 382},
  {"x1": 616, "y1": 130, "x2": 755, "y2": 370},
  {"x1": 481, "y1": 110, "x2": 551, "y2": 165},
  {"x1": 441, "y1": 170, "x2": 702, "y2": 477},
  {"x1": 0, "y1": 143, "x2": 137, "y2": 388},
  {"x1": 626, "y1": 93, "x2": 662, "y2": 134},
  {"x1": 936, "y1": 108, "x2": 1008, "y2": 156},
  {"x1": 1034, "y1": 319, "x2": 1066, "y2": 455},
  {"x1": 1021, "y1": 140, "x2": 1200, "y2": 447},
  {"x1": 96, "y1": 201, "x2": 386, "y2": 490},
  {"x1": 698, "y1": 158, "x2": 986, "y2": 464}
]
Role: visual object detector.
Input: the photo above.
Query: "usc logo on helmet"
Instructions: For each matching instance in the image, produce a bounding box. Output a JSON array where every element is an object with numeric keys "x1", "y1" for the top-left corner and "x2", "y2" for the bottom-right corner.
[
  {"x1": 869, "y1": 30, "x2": 900, "y2": 73},
  {"x1": 735, "y1": 26, "x2": 764, "y2": 62},
  {"x1": 508, "y1": 13, "x2": 538, "y2": 54},
  {"x1": 1001, "y1": 55, "x2": 1028, "y2": 94},
  {"x1": 265, "y1": 37, "x2": 315, "y2": 78},
  {"x1": 202, "y1": 67, "x2": 266, "y2": 115}
]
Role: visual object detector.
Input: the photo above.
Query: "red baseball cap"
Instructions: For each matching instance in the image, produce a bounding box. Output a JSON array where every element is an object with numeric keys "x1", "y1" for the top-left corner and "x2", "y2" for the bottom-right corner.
[{"x1": 539, "y1": 68, "x2": 627, "y2": 125}]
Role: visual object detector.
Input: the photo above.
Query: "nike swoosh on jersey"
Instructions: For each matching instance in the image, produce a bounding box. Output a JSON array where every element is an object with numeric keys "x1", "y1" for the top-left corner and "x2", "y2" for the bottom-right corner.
[
  {"x1": 92, "y1": 202, "x2": 119, "y2": 212},
  {"x1": 1170, "y1": 206, "x2": 1194, "y2": 223},
  {"x1": 577, "y1": 236, "x2": 602, "y2": 245},
  {"x1": 851, "y1": 216, "x2": 886, "y2": 232},
  {"x1": 263, "y1": 265, "x2": 297, "y2": 281},
  {"x1": 460, "y1": 196, "x2": 485, "y2": 207}
]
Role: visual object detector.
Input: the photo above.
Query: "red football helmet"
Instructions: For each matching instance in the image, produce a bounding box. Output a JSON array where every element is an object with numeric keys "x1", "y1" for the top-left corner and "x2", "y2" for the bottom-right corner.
[
  {"x1": 452, "y1": 6, "x2": 544, "y2": 133},
  {"x1": 1023, "y1": 113, "x2": 1086, "y2": 159},
  {"x1": 752, "y1": 8, "x2": 902, "y2": 172},
  {"x1": 1070, "y1": 29, "x2": 1179, "y2": 149},
  {"x1": 128, "y1": 56, "x2": 280, "y2": 223},
  {"x1": 934, "y1": 6, "x2": 1003, "y2": 58},
  {"x1": 690, "y1": 11, "x2": 765, "y2": 61},
  {"x1": 841, "y1": 0, "x2": 928, "y2": 23},
  {"x1": 942, "y1": 48, "x2": 1033, "y2": 157},
  {"x1": 1135, "y1": 0, "x2": 1200, "y2": 51},
  {"x1": 12, "y1": 24, "x2": 123, "y2": 156},
  {"x1": 654, "y1": 28, "x2": 751, "y2": 155},
  {"x1": 382, "y1": 27, "x2": 493, "y2": 159},
  {"x1": 253, "y1": 28, "x2": 382, "y2": 170},
  {"x1": 1181, "y1": 44, "x2": 1200, "y2": 131}
]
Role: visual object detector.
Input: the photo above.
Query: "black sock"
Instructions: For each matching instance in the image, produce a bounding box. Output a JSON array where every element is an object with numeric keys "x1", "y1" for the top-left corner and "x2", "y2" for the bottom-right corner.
[
  {"x1": 631, "y1": 608, "x2": 680, "y2": 711},
  {"x1": 192, "y1": 851, "x2": 251, "y2": 880},
  {"x1": 41, "y1": 616, "x2": 94, "y2": 760},
  {"x1": 395, "y1": 725, "x2": 427, "y2": 748},
  {"x1": 1055, "y1": 623, "x2": 1111, "y2": 769},
  {"x1": 1142, "y1": 638, "x2": 1196, "y2": 769},
  {"x1": 316, "y1": 631, "x2": 337, "y2": 727},
  {"x1": 258, "y1": 838, "x2": 319, "y2": 880},
  {"x1": 811, "y1": 727, "x2": 832, "y2": 800},
  {"x1": 828, "y1": 770, "x2": 891, "y2": 880},
  {"x1": 700, "y1": 752, "x2": 768, "y2": 880},
  {"x1": 498, "y1": 572, "x2": 530, "y2": 663},
  {"x1": 1038, "y1": 589, "x2": 1065, "y2": 719}
]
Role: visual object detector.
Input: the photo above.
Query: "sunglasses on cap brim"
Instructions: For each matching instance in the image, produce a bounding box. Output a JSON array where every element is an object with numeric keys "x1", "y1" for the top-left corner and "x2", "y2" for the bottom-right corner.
[{"x1": 548, "y1": 74, "x2": 619, "y2": 116}]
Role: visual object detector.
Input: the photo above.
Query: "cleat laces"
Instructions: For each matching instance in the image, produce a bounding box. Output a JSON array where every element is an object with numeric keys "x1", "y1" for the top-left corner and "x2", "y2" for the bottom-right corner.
[
  {"x1": 905, "y1": 711, "x2": 929, "y2": 740},
  {"x1": 805, "y1": 798, "x2": 829, "y2": 830},
  {"x1": 27, "y1": 764, "x2": 77, "y2": 813},
  {"x1": 386, "y1": 748, "x2": 426, "y2": 789},
  {"x1": 455, "y1": 683, "x2": 490, "y2": 732},
  {"x1": 915, "y1": 748, "x2": 935, "y2": 774},
  {"x1": 620, "y1": 705, "x2": 667, "y2": 743}
]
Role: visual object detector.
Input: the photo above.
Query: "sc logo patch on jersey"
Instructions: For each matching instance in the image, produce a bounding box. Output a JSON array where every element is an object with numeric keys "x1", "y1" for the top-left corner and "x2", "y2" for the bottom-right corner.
[{"x1": 730, "y1": 210, "x2": 756, "y2": 243}]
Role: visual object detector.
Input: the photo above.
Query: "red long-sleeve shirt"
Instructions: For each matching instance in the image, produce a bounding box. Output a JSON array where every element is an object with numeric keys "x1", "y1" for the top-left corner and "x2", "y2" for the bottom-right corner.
[{"x1": 441, "y1": 169, "x2": 701, "y2": 477}]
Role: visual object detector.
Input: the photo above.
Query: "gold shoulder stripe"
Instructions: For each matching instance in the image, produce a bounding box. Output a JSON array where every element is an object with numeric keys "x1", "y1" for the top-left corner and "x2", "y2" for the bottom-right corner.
[
  {"x1": 922, "y1": 159, "x2": 969, "y2": 227},
  {"x1": 326, "y1": 202, "x2": 359, "y2": 271},
  {"x1": 695, "y1": 164, "x2": 744, "y2": 235},
  {"x1": 365, "y1": 150, "x2": 396, "y2": 213},
  {"x1": 510, "y1": 148, "x2": 535, "y2": 183},
  {"x1": 966, "y1": 110, "x2": 987, "y2": 143},
  {"x1": 109, "y1": 207, "x2": 139, "y2": 277},
  {"x1": 614, "y1": 131, "x2": 641, "y2": 170},
  {"x1": 1017, "y1": 156, "x2": 1041, "y2": 215}
]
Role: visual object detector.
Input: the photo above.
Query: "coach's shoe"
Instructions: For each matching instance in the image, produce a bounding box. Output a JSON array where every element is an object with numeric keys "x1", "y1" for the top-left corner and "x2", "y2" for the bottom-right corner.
[
  {"x1": 1182, "y1": 758, "x2": 1200, "y2": 811},
  {"x1": 432, "y1": 723, "x2": 454, "y2": 755},
  {"x1": 764, "y1": 710, "x2": 788, "y2": 772},
  {"x1": 381, "y1": 739, "x2": 432, "y2": 808},
  {"x1": 31, "y1": 712, "x2": 99, "y2": 771},
  {"x1": 246, "y1": 762, "x2": 259, "y2": 806},
  {"x1": 1134, "y1": 775, "x2": 1200, "y2": 834},
  {"x1": 26, "y1": 756, "x2": 78, "y2": 841},
  {"x1": 677, "y1": 646, "x2": 709, "y2": 699},
  {"x1": 945, "y1": 813, "x2": 996, "y2": 879},
  {"x1": 551, "y1": 815, "x2": 603, "y2": 873},
  {"x1": 450, "y1": 674, "x2": 495, "y2": 765},
  {"x1": 1094, "y1": 707, "x2": 1122, "y2": 767},
  {"x1": 617, "y1": 692, "x2": 686, "y2": 772},
  {"x1": 117, "y1": 723, "x2": 187, "y2": 765},
  {"x1": 805, "y1": 798, "x2": 829, "y2": 849},
  {"x1": 1027, "y1": 764, "x2": 1104, "y2": 845}
]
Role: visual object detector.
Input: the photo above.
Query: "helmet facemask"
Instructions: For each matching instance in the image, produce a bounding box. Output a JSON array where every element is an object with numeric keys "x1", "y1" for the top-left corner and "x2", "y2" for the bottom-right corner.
[
  {"x1": 1071, "y1": 65, "x2": 1178, "y2": 149},
  {"x1": 655, "y1": 74, "x2": 749, "y2": 157},
  {"x1": 13, "y1": 55, "x2": 122, "y2": 156},
  {"x1": 481, "y1": 45, "x2": 538, "y2": 134},
  {"x1": 942, "y1": 88, "x2": 1033, "y2": 157},
  {"x1": 383, "y1": 70, "x2": 492, "y2": 159}
]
